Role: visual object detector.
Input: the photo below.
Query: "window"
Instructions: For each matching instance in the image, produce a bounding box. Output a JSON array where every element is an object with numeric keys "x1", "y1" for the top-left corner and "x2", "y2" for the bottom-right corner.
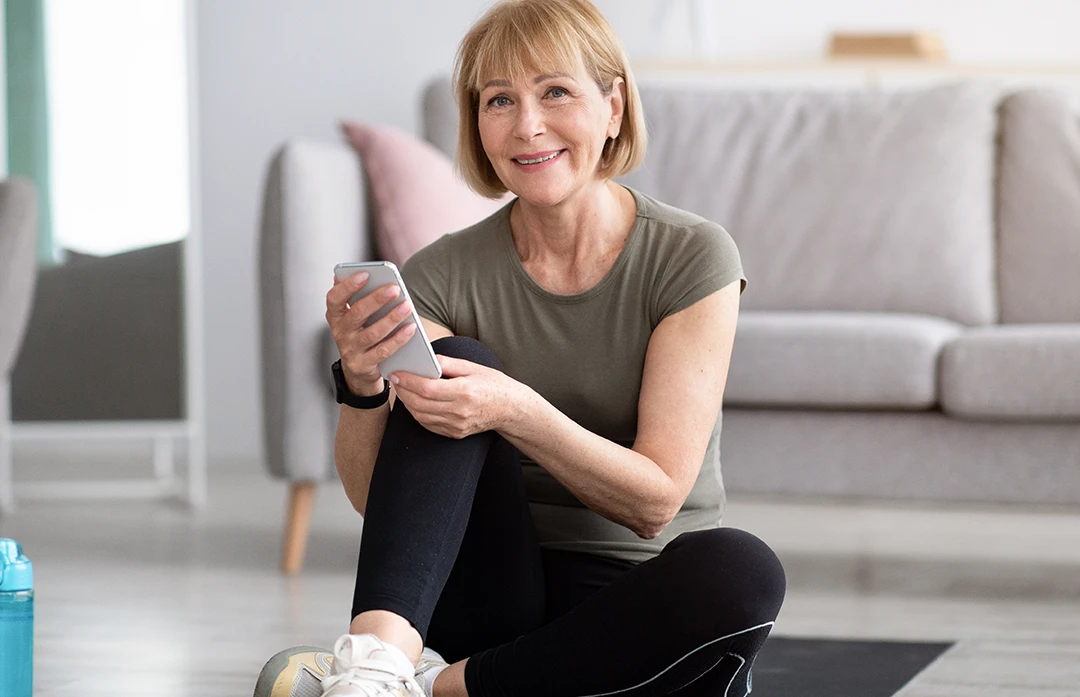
[{"x1": 45, "y1": 0, "x2": 189, "y2": 256}]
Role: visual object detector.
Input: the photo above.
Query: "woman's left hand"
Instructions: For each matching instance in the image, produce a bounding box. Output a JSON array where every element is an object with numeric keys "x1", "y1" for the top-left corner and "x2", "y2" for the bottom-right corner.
[{"x1": 390, "y1": 355, "x2": 524, "y2": 439}]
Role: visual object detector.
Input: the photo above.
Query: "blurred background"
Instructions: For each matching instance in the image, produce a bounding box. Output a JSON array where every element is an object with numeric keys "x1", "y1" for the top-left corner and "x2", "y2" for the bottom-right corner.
[
  {"x1": 2, "y1": 2, "x2": 1080, "y2": 695},
  {"x1": 4, "y1": 0, "x2": 1080, "y2": 474}
]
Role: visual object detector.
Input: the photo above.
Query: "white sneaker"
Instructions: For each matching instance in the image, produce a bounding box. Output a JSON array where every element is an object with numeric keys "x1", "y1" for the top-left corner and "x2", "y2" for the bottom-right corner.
[
  {"x1": 320, "y1": 634, "x2": 424, "y2": 697},
  {"x1": 414, "y1": 647, "x2": 449, "y2": 697}
]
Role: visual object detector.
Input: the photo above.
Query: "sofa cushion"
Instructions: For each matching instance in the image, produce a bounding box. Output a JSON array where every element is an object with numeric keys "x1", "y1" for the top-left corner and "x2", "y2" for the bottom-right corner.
[
  {"x1": 726, "y1": 312, "x2": 961, "y2": 409},
  {"x1": 339, "y1": 121, "x2": 506, "y2": 267},
  {"x1": 941, "y1": 325, "x2": 1080, "y2": 419},
  {"x1": 619, "y1": 83, "x2": 1000, "y2": 326},
  {"x1": 998, "y1": 90, "x2": 1080, "y2": 324}
]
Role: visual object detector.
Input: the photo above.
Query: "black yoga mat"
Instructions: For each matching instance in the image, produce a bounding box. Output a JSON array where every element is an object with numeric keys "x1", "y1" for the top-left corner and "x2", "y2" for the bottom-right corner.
[{"x1": 750, "y1": 637, "x2": 953, "y2": 697}]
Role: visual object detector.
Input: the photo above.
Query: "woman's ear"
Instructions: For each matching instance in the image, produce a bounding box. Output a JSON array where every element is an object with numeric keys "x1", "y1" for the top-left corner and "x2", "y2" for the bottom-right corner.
[{"x1": 607, "y1": 76, "x2": 626, "y2": 139}]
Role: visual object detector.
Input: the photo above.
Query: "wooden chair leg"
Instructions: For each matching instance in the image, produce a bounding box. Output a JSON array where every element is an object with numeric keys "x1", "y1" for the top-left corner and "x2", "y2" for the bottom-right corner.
[{"x1": 282, "y1": 481, "x2": 316, "y2": 574}]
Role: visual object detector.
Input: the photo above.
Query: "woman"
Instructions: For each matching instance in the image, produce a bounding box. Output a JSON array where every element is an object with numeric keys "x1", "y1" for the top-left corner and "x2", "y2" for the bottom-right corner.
[{"x1": 302, "y1": 1, "x2": 784, "y2": 695}]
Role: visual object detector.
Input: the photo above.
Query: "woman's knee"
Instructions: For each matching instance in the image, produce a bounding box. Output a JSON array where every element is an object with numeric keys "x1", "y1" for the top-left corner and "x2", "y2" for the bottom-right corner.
[
  {"x1": 665, "y1": 528, "x2": 786, "y2": 623},
  {"x1": 431, "y1": 336, "x2": 503, "y2": 371}
]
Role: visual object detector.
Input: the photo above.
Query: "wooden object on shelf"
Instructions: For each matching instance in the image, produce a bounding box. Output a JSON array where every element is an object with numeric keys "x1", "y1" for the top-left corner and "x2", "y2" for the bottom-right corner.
[{"x1": 828, "y1": 32, "x2": 948, "y2": 62}]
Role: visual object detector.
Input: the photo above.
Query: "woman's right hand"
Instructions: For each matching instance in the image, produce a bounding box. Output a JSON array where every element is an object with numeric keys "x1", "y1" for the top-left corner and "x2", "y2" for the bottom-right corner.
[{"x1": 325, "y1": 271, "x2": 417, "y2": 396}]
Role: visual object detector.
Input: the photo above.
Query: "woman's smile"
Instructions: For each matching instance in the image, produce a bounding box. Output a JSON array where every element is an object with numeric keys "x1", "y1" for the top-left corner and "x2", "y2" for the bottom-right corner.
[{"x1": 512, "y1": 149, "x2": 566, "y2": 169}]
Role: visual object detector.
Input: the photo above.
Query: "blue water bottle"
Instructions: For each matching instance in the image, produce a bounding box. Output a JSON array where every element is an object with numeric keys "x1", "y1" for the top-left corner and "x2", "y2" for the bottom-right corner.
[{"x1": 0, "y1": 539, "x2": 34, "y2": 697}]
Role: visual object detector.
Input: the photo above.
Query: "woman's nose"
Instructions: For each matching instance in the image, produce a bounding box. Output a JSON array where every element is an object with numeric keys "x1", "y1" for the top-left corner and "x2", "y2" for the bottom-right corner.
[{"x1": 512, "y1": 100, "x2": 544, "y2": 140}]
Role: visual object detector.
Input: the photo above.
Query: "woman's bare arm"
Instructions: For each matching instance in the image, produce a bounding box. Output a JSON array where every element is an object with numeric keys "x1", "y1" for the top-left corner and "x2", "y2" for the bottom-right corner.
[
  {"x1": 499, "y1": 282, "x2": 739, "y2": 537},
  {"x1": 327, "y1": 266, "x2": 455, "y2": 515}
]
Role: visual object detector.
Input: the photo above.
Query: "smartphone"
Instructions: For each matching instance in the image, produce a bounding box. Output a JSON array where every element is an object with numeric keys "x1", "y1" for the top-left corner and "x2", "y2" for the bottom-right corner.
[{"x1": 333, "y1": 261, "x2": 442, "y2": 380}]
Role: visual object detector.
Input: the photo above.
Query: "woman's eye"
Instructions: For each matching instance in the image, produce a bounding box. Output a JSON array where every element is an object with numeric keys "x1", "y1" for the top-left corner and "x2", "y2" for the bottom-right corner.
[
  {"x1": 548, "y1": 87, "x2": 568, "y2": 98},
  {"x1": 489, "y1": 95, "x2": 511, "y2": 107}
]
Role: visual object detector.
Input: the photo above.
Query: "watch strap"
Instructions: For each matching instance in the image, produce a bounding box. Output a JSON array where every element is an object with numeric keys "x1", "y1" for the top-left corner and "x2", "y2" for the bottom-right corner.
[{"x1": 332, "y1": 360, "x2": 390, "y2": 409}]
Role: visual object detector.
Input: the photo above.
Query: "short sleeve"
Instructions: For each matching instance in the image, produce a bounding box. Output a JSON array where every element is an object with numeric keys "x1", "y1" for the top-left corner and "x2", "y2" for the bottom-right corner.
[
  {"x1": 654, "y1": 222, "x2": 746, "y2": 323},
  {"x1": 400, "y1": 235, "x2": 454, "y2": 332}
]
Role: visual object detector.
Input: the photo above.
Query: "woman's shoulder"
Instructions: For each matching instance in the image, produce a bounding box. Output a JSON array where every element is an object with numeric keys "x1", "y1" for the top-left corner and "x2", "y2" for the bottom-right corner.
[
  {"x1": 626, "y1": 189, "x2": 746, "y2": 321},
  {"x1": 630, "y1": 189, "x2": 722, "y2": 233},
  {"x1": 628, "y1": 189, "x2": 737, "y2": 261}
]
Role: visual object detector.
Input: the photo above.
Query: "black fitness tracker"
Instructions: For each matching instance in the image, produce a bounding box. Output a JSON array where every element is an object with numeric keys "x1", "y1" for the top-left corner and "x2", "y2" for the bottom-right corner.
[{"x1": 332, "y1": 359, "x2": 390, "y2": 409}]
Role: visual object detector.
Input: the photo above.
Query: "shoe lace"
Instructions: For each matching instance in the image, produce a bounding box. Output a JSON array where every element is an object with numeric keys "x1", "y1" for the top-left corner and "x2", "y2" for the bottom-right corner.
[{"x1": 322, "y1": 654, "x2": 422, "y2": 696}]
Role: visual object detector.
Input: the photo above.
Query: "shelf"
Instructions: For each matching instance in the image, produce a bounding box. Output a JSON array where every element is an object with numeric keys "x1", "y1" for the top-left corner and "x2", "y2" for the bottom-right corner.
[{"x1": 635, "y1": 59, "x2": 1080, "y2": 75}]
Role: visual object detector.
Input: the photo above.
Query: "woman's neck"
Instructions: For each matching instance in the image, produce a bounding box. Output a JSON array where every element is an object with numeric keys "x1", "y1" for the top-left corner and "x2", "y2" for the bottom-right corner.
[{"x1": 510, "y1": 181, "x2": 635, "y2": 270}]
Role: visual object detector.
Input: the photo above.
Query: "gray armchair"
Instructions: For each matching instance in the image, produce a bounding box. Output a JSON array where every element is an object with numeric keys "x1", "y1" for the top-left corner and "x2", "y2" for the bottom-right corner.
[
  {"x1": 258, "y1": 138, "x2": 370, "y2": 574},
  {"x1": 0, "y1": 177, "x2": 39, "y2": 514},
  {"x1": 258, "y1": 80, "x2": 458, "y2": 575}
]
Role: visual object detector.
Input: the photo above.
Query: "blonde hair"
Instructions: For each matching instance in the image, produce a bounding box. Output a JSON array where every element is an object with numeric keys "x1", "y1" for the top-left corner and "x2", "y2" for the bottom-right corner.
[{"x1": 453, "y1": 0, "x2": 647, "y2": 198}]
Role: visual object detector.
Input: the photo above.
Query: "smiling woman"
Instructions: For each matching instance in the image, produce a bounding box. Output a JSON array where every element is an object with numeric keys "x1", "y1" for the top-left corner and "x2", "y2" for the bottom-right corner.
[
  {"x1": 453, "y1": 0, "x2": 646, "y2": 199},
  {"x1": 475, "y1": 66, "x2": 623, "y2": 212},
  {"x1": 258, "y1": 2, "x2": 782, "y2": 697}
]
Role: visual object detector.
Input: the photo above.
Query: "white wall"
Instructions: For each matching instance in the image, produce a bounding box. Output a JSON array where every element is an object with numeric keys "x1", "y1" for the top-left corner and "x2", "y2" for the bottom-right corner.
[
  {"x1": 195, "y1": 0, "x2": 494, "y2": 471},
  {"x1": 615, "y1": 0, "x2": 1080, "y2": 63},
  {"x1": 195, "y1": 0, "x2": 1080, "y2": 472}
]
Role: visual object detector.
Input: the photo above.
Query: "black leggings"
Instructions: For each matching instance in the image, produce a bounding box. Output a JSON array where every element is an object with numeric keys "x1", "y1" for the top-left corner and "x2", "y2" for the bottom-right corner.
[{"x1": 352, "y1": 337, "x2": 786, "y2": 697}]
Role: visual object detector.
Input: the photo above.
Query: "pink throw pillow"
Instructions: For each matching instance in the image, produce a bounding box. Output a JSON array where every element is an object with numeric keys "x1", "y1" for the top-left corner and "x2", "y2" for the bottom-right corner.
[{"x1": 339, "y1": 120, "x2": 509, "y2": 266}]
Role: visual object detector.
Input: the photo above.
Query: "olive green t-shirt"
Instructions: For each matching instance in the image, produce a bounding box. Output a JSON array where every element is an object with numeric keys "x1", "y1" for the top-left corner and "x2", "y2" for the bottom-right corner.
[{"x1": 401, "y1": 187, "x2": 746, "y2": 563}]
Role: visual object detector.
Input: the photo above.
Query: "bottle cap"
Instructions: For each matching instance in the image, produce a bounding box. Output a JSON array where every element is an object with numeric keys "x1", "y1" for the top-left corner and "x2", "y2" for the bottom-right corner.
[{"x1": 0, "y1": 539, "x2": 33, "y2": 591}]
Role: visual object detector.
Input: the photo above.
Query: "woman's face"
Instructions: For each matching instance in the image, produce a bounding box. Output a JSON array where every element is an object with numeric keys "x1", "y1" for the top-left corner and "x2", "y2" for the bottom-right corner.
[{"x1": 477, "y1": 60, "x2": 624, "y2": 209}]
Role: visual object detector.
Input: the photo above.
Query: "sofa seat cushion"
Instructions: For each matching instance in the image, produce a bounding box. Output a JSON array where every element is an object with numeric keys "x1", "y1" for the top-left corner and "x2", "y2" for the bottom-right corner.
[
  {"x1": 726, "y1": 312, "x2": 961, "y2": 409},
  {"x1": 941, "y1": 325, "x2": 1080, "y2": 419}
]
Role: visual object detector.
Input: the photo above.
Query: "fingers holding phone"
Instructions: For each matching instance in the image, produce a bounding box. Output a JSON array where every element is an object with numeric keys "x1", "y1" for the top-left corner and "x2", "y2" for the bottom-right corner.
[
  {"x1": 328, "y1": 262, "x2": 442, "y2": 391},
  {"x1": 326, "y1": 272, "x2": 400, "y2": 394}
]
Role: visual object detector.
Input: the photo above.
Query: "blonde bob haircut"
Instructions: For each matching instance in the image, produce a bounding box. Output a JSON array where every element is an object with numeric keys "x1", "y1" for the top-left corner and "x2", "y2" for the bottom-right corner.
[{"x1": 453, "y1": 0, "x2": 647, "y2": 198}]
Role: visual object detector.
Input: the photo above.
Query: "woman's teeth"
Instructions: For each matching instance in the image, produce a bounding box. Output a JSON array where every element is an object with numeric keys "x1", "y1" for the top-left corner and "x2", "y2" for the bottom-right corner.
[{"x1": 515, "y1": 151, "x2": 560, "y2": 165}]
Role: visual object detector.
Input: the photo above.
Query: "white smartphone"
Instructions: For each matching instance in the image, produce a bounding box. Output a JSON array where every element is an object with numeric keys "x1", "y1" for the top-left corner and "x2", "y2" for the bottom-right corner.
[{"x1": 333, "y1": 261, "x2": 442, "y2": 380}]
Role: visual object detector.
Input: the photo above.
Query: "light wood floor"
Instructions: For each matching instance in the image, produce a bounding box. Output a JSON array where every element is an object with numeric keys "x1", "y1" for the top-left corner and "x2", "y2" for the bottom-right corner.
[{"x1": 1, "y1": 458, "x2": 1079, "y2": 696}]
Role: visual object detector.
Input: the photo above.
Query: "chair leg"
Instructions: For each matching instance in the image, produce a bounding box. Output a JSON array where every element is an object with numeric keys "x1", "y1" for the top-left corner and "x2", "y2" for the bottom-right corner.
[{"x1": 282, "y1": 481, "x2": 316, "y2": 574}]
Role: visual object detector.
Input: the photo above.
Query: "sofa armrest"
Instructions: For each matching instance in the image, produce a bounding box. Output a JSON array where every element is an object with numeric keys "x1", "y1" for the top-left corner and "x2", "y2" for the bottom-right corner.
[{"x1": 258, "y1": 139, "x2": 370, "y2": 481}]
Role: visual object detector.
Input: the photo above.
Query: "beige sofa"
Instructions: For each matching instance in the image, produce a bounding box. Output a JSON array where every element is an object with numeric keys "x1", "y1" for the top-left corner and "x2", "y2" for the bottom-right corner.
[{"x1": 258, "y1": 79, "x2": 1080, "y2": 571}]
